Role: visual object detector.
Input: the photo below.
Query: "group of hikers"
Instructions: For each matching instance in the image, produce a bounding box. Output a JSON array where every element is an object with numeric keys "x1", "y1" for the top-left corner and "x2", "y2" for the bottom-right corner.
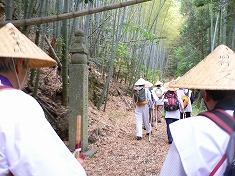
[
  {"x1": 0, "y1": 22, "x2": 235, "y2": 175},
  {"x1": 133, "y1": 77, "x2": 195, "y2": 144},
  {"x1": 133, "y1": 44, "x2": 235, "y2": 175}
]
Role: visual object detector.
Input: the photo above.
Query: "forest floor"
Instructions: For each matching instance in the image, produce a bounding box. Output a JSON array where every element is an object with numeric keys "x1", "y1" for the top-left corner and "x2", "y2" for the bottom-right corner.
[
  {"x1": 85, "y1": 96, "x2": 170, "y2": 176},
  {"x1": 34, "y1": 67, "x2": 170, "y2": 176}
]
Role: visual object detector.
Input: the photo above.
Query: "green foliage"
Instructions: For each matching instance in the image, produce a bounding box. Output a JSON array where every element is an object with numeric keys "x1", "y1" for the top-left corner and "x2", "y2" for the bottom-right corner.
[
  {"x1": 56, "y1": 36, "x2": 65, "y2": 58},
  {"x1": 150, "y1": 0, "x2": 184, "y2": 46},
  {"x1": 123, "y1": 23, "x2": 157, "y2": 41},
  {"x1": 171, "y1": 0, "x2": 220, "y2": 76},
  {"x1": 194, "y1": 0, "x2": 211, "y2": 7},
  {"x1": 170, "y1": 0, "x2": 235, "y2": 81},
  {"x1": 116, "y1": 43, "x2": 130, "y2": 59},
  {"x1": 192, "y1": 103, "x2": 204, "y2": 116},
  {"x1": 146, "y1": 69, "x2": 160, "y2": 82},
  {"x1": 143, "y1": 30, "x2": 155, "y2": 41}
]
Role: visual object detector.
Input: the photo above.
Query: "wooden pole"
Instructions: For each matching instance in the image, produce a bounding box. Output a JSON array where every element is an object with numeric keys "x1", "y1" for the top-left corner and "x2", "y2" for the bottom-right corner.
[
  {"x1": 75, "y1": 115, "x2": 82, "y2": 159},
  {"x1": 0, "y1": 0, "x2": 152, "y2": 27}
]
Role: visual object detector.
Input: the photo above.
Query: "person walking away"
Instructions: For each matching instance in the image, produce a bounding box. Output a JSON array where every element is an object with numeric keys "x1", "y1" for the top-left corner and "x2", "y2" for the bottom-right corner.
[
  {"x1": 163, "y1": 86, "x2": 184, "y2": 144},
  {"x1": 0, "y1": 23, "x2": 87, "y2": 175},
  {"x1": 153, "y1": 81, "x2": 167, "y2": 124},
  {"x1": 160, "y1": 44, "x2": 235, "y2": 176},
  {"x1": 145, "y1": 81, "x2": 158, "y2": 127},
  {"x1": 178, "y1": 88, "x2": 195, "y2": 119},
  {"x1": 133, "y1": 78, "x2": 152, "y2": 140}
]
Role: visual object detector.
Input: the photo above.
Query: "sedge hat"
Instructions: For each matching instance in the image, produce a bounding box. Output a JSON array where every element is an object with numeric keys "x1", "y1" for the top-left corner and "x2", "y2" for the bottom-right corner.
[
  {"x1": 134, "y1": 78, "x2": 147, "y2": 86},
  {"x1": 164, "y1": 81, "x2": 178, "y2": 91},
  {"x1": 145, "y1": 81, "x2": 153, "y2": 88},
  {"x1": 0, "y1": 23, "x2": 57, "y2": 68},
  {"x1": 170, "y1": 45, "x2": 235, "y2": 90},
  {"x1": 154, "y1": 80, "x2": 163, "y2": 86}
]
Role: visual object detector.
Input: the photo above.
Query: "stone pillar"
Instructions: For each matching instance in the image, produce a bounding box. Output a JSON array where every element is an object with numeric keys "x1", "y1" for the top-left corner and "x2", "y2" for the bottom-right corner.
[{"x1": 69, "y1": 29, "x2": 88, "y2": 151}]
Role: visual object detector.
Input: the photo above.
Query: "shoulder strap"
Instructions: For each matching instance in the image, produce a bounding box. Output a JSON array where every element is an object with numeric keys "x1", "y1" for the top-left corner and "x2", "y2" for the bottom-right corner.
[
  {"x1": 199, "y1": 109, "x2": 235, "y2": 134},
  {"x1": 184, "y1": 89, "x2": 189, "y2": 96},
  {"x1": 199, "y1": 109, "x2": 235, "y2": 176},
  {"x1": 0, "y1": 85, "x2": 12, "y2": 89}
]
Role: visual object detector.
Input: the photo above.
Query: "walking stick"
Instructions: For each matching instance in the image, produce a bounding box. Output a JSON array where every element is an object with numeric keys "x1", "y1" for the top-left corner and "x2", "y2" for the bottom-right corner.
[
  {"x1": 73, "y1": 115, "x2": 85, "y2": 160},
  {"x1": 148, "y1": 131, "x2": 151, "y2": 142},
  {"x1": 155, "y1": 105, "x2": 158, "y2": 130}
]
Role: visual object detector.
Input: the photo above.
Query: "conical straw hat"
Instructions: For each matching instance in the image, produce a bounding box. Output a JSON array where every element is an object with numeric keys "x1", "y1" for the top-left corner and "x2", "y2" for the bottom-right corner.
[
  {"x1": 164, "y1": 81, "x2": 178, "y2": 91},
  {"x1": 145, "y1": 81, "x2": 153, "y2": 88},
  {"x1": 154, "y1": 80, "x2": 163, "y2": 86},
  {"x1": 0, "y1": 23, "x2": 56, "y2": 68},
  {"x1": 169, "y1": 45, "x2": 235, "y2": 90},
  {"x1": 174, "y1": 76, "x2": 181, "y2": 81},
  {"x1": 134, "y1": 78, "x2": 146, "y2": 86}
]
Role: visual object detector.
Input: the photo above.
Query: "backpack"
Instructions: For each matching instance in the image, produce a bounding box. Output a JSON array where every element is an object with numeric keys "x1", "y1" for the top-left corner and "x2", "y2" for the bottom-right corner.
[
  {"x1": 190, "y1": 92, "x2": 195, "y2": 104},
  {"x1": 155, "y1": 87, "x2": 163, "y2": 99},
  {"x1": 198, "y1": 109, "x2": 235, "y2": 176},
  {"x1": 133, "y1": 87, "x2": 147, "y2": 106},
  {"x1": 181, "y1": 91, "x2": 189, "y2": 109},
  {"x1": 149, "y1": 88, "x2": 154, "y2": 101},
  {"x1": 163, "y1": 91, "x2": 179, "y2": 111}
]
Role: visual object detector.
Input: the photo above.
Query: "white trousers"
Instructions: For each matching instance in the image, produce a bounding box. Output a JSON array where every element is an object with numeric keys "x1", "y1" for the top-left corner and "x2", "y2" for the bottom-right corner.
[{"x1": 135, "y1": 104, "x2": 151, "y2": 137}]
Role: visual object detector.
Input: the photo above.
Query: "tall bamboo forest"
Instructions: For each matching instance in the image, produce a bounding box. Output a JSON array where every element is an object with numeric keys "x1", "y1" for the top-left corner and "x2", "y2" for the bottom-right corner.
[{"x1": 1, "y1": 0, "x2": 235, "y2": 107}]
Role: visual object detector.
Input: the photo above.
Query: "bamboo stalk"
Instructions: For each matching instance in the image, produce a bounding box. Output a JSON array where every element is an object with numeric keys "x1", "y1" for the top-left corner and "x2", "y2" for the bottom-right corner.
[{"x1": 0, "y1": 0, "x2": 152, "y2": 27}]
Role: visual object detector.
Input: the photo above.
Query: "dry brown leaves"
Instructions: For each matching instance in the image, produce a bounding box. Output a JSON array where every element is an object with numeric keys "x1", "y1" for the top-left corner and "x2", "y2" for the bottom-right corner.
[
  {"x1": 36, "y1": 67, "x2": 170, "y2": 175},
  {"x1": 85, "y1": 95, "x2": 170, "y2": 176}
]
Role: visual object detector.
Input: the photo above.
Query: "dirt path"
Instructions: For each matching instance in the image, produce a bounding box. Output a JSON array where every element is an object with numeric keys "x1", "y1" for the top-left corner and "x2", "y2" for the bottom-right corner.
[{"x1": 85, "y1": 95, "x2": 170, "y2": 176}]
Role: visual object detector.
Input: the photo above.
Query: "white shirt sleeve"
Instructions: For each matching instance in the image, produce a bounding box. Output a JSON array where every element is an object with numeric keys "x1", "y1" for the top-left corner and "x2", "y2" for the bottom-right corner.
[
  {"x1": 0, "y1": 89, "x2": 87, "y2": 176},
  {"x1": 159, "y1": 142, "x2": 187, "y2": 176}
]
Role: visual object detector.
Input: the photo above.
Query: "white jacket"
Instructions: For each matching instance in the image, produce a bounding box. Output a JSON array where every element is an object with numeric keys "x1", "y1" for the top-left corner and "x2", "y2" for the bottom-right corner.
[
  {"x1": 0, "y1": 88, "x2": 87, "y2": 176},
  {"x1": 160, "y1": 112, "x2": 232, "y2": 176},
  {"x1": 178, "y1": 88, "x2": 193, "y2": 112}
]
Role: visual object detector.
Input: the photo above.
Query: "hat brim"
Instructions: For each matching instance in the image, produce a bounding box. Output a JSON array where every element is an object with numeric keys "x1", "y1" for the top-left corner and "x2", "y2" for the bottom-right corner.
[
  {"x1": 145, "y1": 81, "x2": 153, "y2": 88},
  {"x1": 154, "y1": 81, "x2": 163, "y2": 86},
  {"x1": 170, "y1": 45, "x2": 235, "y2": 90},
  {"x1": 164, "y1": 81, "x2": 178, "y2": 91},
  {"x1": 0, "y1": 23, "x2": 57, "y2": 68},
  {"x1": 135, "y1": 78, "x2": 147, "y2": 86}
]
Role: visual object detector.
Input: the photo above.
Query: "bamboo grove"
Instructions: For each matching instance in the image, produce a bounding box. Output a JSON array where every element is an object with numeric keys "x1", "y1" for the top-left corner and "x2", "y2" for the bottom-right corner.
[{"x1": 1, "y1": 0, "x2": 235, "y2": 109}]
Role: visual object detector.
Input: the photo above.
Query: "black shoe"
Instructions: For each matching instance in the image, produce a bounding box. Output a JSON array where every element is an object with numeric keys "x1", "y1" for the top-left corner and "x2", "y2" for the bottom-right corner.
[
  {"x1": 146, "y1": 132, "x2": 152, "y2": 136},
  {"x1": 168, "y1": 140, "x2": 172, "y2": 144},
  {"x1": 143, "y1": 126, "x2": 146, "y2": 130},
  {"x1": 137, "y1": 136, "x2": 142, "y2": 140}
]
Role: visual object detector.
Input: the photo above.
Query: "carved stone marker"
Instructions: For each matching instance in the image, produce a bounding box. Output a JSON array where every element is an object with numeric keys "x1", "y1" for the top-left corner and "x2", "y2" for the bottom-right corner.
[{"x1": 69, "y1": 29, "x2": 88, "y2": 151}]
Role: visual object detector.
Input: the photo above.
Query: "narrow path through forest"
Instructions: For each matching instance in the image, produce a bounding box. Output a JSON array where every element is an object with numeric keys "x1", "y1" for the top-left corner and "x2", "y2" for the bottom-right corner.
[{"x1": 85, "y1": 95, "x2": 170, "y2": 176}]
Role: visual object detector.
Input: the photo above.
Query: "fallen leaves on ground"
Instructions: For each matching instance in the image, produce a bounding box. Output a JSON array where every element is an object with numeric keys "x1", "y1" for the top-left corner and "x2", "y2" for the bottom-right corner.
[
  {"x1": 85, "y1": 95, "x2": 170, "y2": 176},
  {"x1": 36, "y1": 68, "x2": 170, "y2": 175}
]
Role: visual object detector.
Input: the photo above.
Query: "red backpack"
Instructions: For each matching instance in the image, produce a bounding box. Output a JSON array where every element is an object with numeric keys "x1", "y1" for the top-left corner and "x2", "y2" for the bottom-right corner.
[{"x1": 164, "y1": 91, "x2": 179, "y2": 111}]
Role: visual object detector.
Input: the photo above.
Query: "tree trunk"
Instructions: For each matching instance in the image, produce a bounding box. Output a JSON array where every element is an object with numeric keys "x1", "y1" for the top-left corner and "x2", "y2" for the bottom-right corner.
[{"x1": 61, "y1": 0, "x2": 69, "y2": 106}]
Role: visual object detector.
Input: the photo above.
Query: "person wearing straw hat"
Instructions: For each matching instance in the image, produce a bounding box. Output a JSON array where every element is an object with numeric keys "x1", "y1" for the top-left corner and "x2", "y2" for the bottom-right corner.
[
  {"x1": 178, "y1": 88, "x2": 194, "y2": 119},
  {"x1": 160, "y1": 45, "x2": 235, "y2": 176},
  {"x1": 145, "y1": 81, "x2": 158, "y2": 127},
  {"x1": 163, "y1": 85, "x2": 184, "y2": 144},
  {"x1": 152, "y1": 80, "x2": 167, "y2": 124},
  {"x1": 133, "y1": 78, "x2": 152, "y2": 140},
  {"x1": 0, "y1": 23, "x2": 86, "y2": 175}
]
